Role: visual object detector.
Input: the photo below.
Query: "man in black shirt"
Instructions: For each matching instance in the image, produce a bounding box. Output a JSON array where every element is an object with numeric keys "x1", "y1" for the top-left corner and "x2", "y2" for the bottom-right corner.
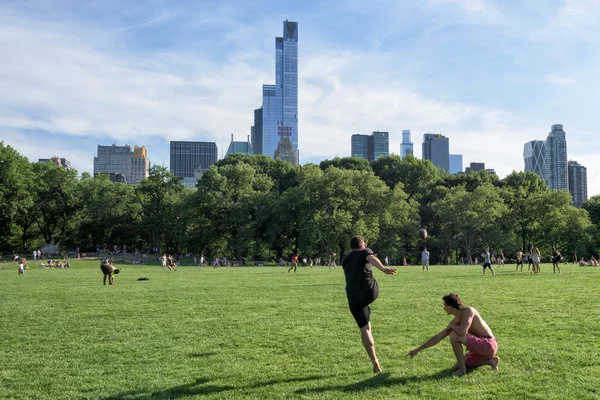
[{"x1": 342, "y1": 235, "x2": 397, "y2": 372}]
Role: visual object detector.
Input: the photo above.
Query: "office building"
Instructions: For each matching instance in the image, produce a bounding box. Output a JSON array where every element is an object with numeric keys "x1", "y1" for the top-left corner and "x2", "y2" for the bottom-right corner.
[
  {"x1": 523, "y1": 140, "x2": 547, "y2": 182},
  {"x1": 449, "y1": 154, "x2": 463, "y2": 175},
  {"x1": 400, "y1": 129, "x2": 414, "y2": 158},
  {"x1": 568, "y1": 160, "x2": 587, "y2": 208},
  {"x1": 38, "y1": 157, "x2": 72, "y2": 171},
  {"x1": 545, "y1": 124, "x2": 568, "y2": 190},
  {"x1": 464, "y1": 162, "x2": 485, "y2": 174},
  {"x1": 170, "y1": 141, "x2": 218, "y2": 188},
  {"x1": 251, "y1": 108, "x2": 263, "y2": 155},
  {"x1": 129, "y1": 146, "x2": 150, "y2": 186},
  {"x1": 422, "y1": 134, "x2": 449, "y2": 172},
  {"x1": 93, "y1": 144, "x2": 134, "y2": 183},
  {"x1": 351, "y1": 131, "x2": 389, "y2": 162},
  {"x1": 226, "y1": 135, "x2": 253, "y2": 157},
  {"x1": 252, "y1": 21, "x2": 299, "y2": 165}
]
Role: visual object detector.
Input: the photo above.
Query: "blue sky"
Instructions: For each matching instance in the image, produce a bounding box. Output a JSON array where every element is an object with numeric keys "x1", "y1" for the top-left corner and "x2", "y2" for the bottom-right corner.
[{"x1": 1, "y1": 0, "x2": 599, "y2": 196}]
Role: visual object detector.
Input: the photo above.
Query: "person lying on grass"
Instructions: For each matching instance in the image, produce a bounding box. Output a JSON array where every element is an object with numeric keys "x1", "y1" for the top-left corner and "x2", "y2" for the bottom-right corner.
[{"x1": 406, "y1": 293, "x2": 499, "y2": 376}]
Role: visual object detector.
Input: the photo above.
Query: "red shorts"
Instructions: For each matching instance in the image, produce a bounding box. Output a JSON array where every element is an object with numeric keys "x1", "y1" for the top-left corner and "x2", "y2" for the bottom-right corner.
[{"x1": 464, "y1": 334, "x2": 497, "y2": 367}]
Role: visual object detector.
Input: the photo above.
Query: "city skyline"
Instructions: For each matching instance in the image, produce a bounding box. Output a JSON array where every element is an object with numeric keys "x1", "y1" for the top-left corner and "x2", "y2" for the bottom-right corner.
[{"x1": 1, "y1": 1, "x2": 599, "y2": 196}]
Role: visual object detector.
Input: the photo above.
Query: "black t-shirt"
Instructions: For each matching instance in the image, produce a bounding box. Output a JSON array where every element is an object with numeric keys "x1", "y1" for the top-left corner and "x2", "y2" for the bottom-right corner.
[{"x1": 342, "y1": 248, "x2": 376, "y2": 297}]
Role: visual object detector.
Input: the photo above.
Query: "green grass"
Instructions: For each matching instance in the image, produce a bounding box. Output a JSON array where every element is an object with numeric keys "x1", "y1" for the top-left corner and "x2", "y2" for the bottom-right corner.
[{"x1": 1, "y1": 260, "x2": 599, "y2": 399}]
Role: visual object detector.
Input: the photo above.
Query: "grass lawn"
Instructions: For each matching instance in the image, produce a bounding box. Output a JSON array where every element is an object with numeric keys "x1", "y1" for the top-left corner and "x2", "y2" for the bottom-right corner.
[{"x1": 1, "y1": 260, "x2": 599, "y2": 399}]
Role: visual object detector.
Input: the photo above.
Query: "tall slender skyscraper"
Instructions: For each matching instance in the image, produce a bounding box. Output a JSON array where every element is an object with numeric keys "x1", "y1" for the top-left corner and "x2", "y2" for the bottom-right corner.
[
  {"x1": 523, "y1": 140, "x2": 547, "y2": 182},
  {"x1": 130, "y1": 146, "x2": 150, "y2": 185},
  {"x1": 422, "y1": 134, "x2": 450, "y2": 172},
  {"x1": 545, "y1": 124, "x2": 568, "y2": 190},
  {"x1": 568, "y1": 160, "x2": 587, "y2": 208},
  {"x1": 400, "y1": 129, "x2": 414, "y2": 158},
  {"x1": 253, "y1": 21, "x2": 298, "y2": 165}
]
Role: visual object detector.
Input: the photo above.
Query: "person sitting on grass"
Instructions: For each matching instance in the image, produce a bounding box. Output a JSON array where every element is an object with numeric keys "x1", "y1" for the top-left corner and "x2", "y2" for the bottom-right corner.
[
  {"x1": 590, "y1": 256, "x2": 599, "y2": 266},
  {"x1": 100, "y1": 258, "x2": 120, "y2": 285},
  {"x1": 579, "y1": 257, "x2": 588, "y2": 266},
  {"x1": 406, "y1": 293, "x2": 499, "y2": 376}
]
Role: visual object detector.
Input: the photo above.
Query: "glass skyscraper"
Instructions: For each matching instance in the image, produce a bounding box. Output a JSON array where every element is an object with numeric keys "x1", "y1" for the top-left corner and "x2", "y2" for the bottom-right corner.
[
  {"x1": 523, "y1": 140, "x2": 547, "y2": 181},
  {"x1": 449, "y1": 154, "x2": 463, "y2": 174},
  {"x1": 568, "y1": 160, "x2": 587, "y2": 208},
  {"x1": 400, "y1": 129, "x2": 414, "y2": 158},
  {"x1": 170, "y1": 141, "x2": 218, "y2": 188},
  {"x1": 253, "y1": 21, "x2": 298, "y2": 165},
  {"x1": 351, "y1": 131, "x2": 389, "y2": 161},
  {"x1": 545, "y1": 124, "x2": 568, "y2": 190},
  {"x1": 422, "y1": 134, "x2": 450, "y2": 172}
]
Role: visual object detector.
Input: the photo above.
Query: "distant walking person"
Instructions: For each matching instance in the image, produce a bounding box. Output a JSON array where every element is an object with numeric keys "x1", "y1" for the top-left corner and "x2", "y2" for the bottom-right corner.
[
  {"x1": 407, "y1": 293, "x2": 499, "y2": 376},
  {"x1": 341, "y1": 235, "x2": 396, "y2": 373},
  {"x1": 482, "y1": 248, "x2": 495, "y2": 276},
  {"x1": 516, "y1": 248, "x2": 524, "y2": 272},
  {"x1": 551, "y1": 248, "x2": 562, "y2": 274},
  {"x1": 288, "y1": 252, "x2": 299, "y2": 273},
  {"x1": 421, "y1": 248, "x2": 430, "y2": 271}
]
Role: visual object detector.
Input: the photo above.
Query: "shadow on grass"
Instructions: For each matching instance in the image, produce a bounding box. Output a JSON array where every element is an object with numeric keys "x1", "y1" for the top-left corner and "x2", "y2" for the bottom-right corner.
[
  {"x1": 104, "y1": 375, "x2": 327, "y2": 399},
  {"x1": 295, "y1": 368, "x2": 455, "y2": 395}
]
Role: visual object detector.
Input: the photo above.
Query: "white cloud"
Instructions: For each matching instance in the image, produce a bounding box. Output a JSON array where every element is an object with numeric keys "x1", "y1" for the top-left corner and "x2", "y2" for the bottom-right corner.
[
  {"x1": 544, "y1": 73, "x2": 577, "y2": 86},
  {"x1": 531, "y1": 0, "x2": 600, "y2": 43}
]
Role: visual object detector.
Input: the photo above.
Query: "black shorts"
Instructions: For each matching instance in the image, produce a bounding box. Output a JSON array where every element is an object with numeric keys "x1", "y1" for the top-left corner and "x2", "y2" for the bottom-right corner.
[
  {"x1": 100, "y1": 265, "x2": 109, "y2": 275},
  {"x1": 552, "y1": 256, "x2": 561, "y2": 263},
  {"x1": 516, "y1": 259, "x2": 523, "y2": 266},
  {"x1": 483, "y1": 262, "x2": 492, "y2": 269},
  {"x1": 347, "y1": 284, "x2": 379, "y2": 329}
]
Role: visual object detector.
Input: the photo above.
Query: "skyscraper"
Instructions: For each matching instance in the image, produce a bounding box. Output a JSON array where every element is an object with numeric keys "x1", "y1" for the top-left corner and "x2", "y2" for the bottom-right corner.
[
  {"x1": 422, "y1": 134, "x2": 449, "y2": 172},
  {"x1": 400, "y1": 129, "x2": 414, "y2": 158},
  {"x1": 93, "y1": 144, "x2": 134, "y2": 183},
  {"x1": 372, "y1": 131, "x2": 389, "y2": 160},
  {"x1": 568, "y1": 160, "x2": 587, "y2": 208},
  {"x1": 251, "y1": 108, "x2": 263, "y2": 155},
  {"x1": 170, "y1": 141, "x2": 218, "y2": 188},
  {"x1": 38, "y1": 157, "x2": 72, "y2": 171},
  {"x1": 351, "y1": 131, "x2": 389, "y2": 162},
  {"x1": 130, "y1": 146, "x2": 150, "y2": 185},
  {"x1": 253, "y1": 20, "x2": 298, "y2": 165},
  {"x1": 464, "y1": 162, "x2": 485, "y2": 173},
  {"x1": 545, "y1": 124, "x2": 568, "y2": 190},
  {"x1": 523, "y1": 140, "x2": 547, "y2": 182},
  {"x1": 226, "y1": 134, "x2": 253, "y2": 157},
  {"x1": 449, "y1": 154, "x2": 463, "y2": 174}
]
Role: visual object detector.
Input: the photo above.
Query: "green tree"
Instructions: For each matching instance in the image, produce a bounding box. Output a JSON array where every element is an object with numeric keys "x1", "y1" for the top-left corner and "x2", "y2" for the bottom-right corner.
[
  {"x1": 499, "y1": 171, "x2": 550, "y2": 251},
  {"x1": 76, "y1": 174, "x2": 142, "y2": 251},
  {"x1": 30, "y1": 161, "x2": 79, "y2": 248},
  {"x1": 136, "y1": 166, "x2": 184, "y2": 252},
  {"x1": 432, "y1": 183, "x2": 508, "y2": 261},
  {"x1": 371, "y1": 155, "x2": 440, "y2": 202},
  {"x1": 0, "y1": 143, "x2": 35, "y2": 252},
  {"x1": 319, "y1": 157, "x2": 373, "y2": 173}
]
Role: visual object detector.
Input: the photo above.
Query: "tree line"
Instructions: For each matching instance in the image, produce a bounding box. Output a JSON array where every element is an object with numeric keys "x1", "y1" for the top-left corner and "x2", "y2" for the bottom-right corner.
[{"x1": 1, "y1": 142, "x2": 599, "y2": 263}]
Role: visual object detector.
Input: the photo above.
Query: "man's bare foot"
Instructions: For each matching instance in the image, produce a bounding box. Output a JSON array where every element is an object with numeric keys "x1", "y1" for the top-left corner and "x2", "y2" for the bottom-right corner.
[
  {"x1": 452, "y1": 369, "x2": 466, "y2": 377},
  {"x1": 373, "y1": 361, "x2": 382, "y2": 373},
  {"x1": 488, "y1": 356, "x2": 499, "y2": 371}
]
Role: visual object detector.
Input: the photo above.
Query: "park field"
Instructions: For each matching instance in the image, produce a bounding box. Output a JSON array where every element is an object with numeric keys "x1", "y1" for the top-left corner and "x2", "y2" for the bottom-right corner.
[{"x1": 1, "y1": 260, "x2": 599, "y2": 399}]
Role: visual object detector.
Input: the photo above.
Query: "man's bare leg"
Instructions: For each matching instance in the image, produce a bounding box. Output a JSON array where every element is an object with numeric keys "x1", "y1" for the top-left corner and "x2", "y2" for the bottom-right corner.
[
  {"x1": 449, "y1": 332, "x2": 467, "y2": 376},
  {"x1": 467, "y1": 356, "x2": 499, "y2": 371},
  {"x1": 360, "y1": 322, "x2": 381, "y2": 373}
]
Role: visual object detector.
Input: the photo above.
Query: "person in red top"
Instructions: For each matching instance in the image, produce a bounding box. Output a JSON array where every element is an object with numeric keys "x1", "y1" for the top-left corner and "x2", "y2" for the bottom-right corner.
[{"x1": 288, "y1": 252, "x2": 299, "y2": 273}]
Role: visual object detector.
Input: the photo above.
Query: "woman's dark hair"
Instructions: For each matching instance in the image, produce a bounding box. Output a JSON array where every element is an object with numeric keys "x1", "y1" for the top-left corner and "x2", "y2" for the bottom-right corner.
[
  {"x1": 442, "y1": 293, "x2": 463, "y2": 309},
  {"x1": 114, "y1": 269, "x2": 121, "y2": 275}
]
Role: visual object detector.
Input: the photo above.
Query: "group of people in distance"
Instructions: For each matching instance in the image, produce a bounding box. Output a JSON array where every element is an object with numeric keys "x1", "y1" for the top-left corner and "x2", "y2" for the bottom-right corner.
[
  {"x1": 515, "y1": 246, "x2": 562, "y2": 274},
  {"x1": 342, "y1": 235, "x2": 498, "y2": 376}
]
